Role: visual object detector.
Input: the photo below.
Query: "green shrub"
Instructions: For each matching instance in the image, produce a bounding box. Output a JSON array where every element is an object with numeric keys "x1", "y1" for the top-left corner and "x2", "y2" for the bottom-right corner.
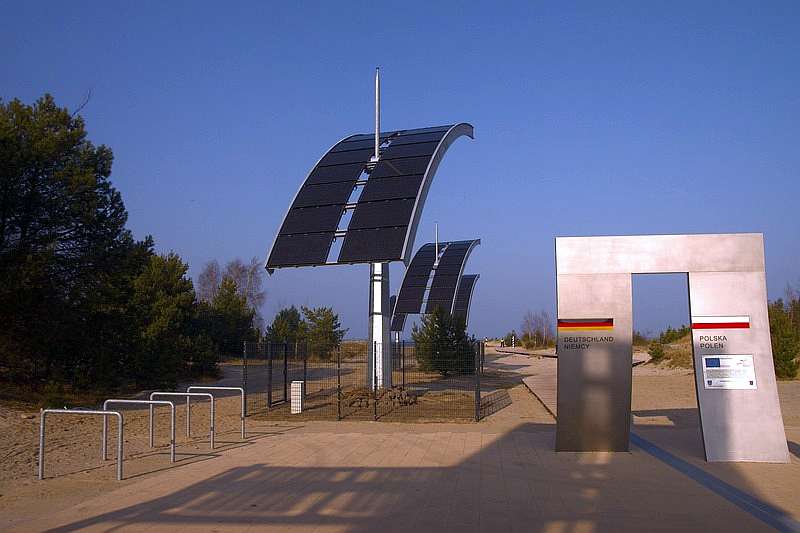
[{"x1": 648, "y1": 342, "x2": 665, "y2": 362}]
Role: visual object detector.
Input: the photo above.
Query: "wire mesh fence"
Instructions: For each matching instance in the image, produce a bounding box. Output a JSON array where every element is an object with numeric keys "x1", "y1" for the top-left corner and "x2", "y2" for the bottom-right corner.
[{"x1": 241, "y1": 340, "x2": 488, "y2": 422}]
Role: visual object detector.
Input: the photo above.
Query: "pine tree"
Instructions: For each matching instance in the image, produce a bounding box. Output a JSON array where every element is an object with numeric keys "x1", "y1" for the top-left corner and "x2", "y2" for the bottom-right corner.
[
  {"x1": 266, "y1": 306, "x2": 303, "y2": 344},
  {"x1": 769, "y1": 299, "x2": 799, "y2": 379},
  {"x1": 300, "y1": 306, "x2": 347, "y2": 360},
  {"x1": 412, "y1": 306, "x2": 474, "y2": 376}
]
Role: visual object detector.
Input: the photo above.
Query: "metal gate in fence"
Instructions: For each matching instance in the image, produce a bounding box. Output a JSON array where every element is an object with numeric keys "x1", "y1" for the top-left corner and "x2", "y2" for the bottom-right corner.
[{"x1": 242, "y1": 340, "x2": 487, "y2": 422}]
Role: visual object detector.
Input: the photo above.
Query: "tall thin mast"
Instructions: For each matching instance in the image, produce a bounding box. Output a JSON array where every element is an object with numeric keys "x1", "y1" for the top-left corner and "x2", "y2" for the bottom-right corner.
[
  {"x1": 435, "y1": 222, "x2": 439, "y2": 258},
  {"x1": 374, "y1": 67, "x2": 380, "y2": 161}
]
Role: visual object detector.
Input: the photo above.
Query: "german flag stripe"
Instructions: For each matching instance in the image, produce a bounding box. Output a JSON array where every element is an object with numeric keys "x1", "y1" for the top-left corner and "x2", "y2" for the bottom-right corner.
[{"x1": 558, "y1": 318, "x2": 613, "y2": 330}]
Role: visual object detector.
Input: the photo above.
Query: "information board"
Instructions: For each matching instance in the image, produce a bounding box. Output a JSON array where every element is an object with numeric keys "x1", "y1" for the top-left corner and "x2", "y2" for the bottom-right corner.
[{"x1": 702, "y1": 355, "x2": 757, "y2": 390}]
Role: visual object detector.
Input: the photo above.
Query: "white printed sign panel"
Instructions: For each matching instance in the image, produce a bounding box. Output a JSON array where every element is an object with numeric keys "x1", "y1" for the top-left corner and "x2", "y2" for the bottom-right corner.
[{"x1": 702, "y1": 355, "x2": 756, "y2": 390}]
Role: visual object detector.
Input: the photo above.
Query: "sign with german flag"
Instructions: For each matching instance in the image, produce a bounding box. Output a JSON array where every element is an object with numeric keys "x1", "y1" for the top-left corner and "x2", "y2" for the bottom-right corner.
[
  {"x1": 691, "y1": 315, "x2": 750, "y2": 330},
  {"x1": 557, "y1": 318, "x2": 614, "y2": 331}
]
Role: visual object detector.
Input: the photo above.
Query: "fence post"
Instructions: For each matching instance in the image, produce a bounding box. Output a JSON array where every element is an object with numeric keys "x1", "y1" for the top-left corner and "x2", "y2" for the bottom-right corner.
[
  {"x1": 267, "y1": 343, "x2": 273, "y2": 409},
  {"x1": 283, "y1": 343, "x2": 289, "y2": 403},
  {"x1": 303, "y1": 344, "x2": 308, "y2": 399},
  {"x1": 400, "y1": 341, "x2": 406, "y2": 390},
  {"x1": 474, "y1": 343, "x2": 481, "y2": 422},
  {"x1": 337, "y1": 346, "x2": 342, "y2": 421},
  {"x1": 242, "y1": 341, "x2": 248, "y2": 416}
]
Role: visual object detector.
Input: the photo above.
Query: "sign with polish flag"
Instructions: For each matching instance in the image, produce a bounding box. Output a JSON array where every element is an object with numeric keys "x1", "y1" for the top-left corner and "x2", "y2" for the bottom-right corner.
[{"x1": 691, "y1": 315, "x2": 750, "y2": 330}]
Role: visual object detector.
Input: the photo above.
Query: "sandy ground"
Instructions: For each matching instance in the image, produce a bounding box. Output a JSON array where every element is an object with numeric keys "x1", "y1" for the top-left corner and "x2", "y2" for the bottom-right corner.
[
  {"x1": 0, "y1": 393, "x2": 259, "y2": 519},
  {"x1": 0, "y1": 350, "x2": 798, "y2": 531}
]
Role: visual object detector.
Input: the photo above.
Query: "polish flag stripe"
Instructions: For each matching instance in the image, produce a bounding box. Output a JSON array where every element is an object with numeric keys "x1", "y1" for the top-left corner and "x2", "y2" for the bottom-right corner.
[{"x1": 691, "y1": 316, "x2": 750, "y2": 329}]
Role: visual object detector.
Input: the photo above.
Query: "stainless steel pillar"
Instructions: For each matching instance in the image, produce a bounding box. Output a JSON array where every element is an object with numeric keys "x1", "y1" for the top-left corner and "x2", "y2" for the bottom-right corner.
[
  {"x1": 556, "y1": 272, "x2": 633, "y2": 451},
  {"x1": 368, "y1": 262, "x2": 392, "y2": 389}
]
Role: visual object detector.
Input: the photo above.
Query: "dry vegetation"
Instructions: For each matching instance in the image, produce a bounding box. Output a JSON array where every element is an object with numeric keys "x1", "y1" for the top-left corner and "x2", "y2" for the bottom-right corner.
[{"x1": 651, "y1": 334, "x2": 694, "y2": 369}]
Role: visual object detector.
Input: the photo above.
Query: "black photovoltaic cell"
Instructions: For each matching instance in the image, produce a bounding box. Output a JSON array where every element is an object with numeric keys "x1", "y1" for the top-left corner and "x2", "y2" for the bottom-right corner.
[
  {"x1": 293, "y1": 181, "x2": 355, "y2": 207},
  {"x1": 425, "y1": 299, "x2": 452, "y2": 310},
  {"x1": 379, "y1": 141, "x2": 439, "y2": 160},
  {"x1": 406, "y1": 243, "x2": 437, "y2": 267},
  {"x1": 280, "y1": 205, "x2": 345, "y2": 235},
  {"x1": 370, "y1": 156, "x2": 431, "y2": 178},
  {"x1": 393, "y1": 243, "x2": 437, "y2": 313},
  {"x1": 388, "y1": 131, "x2": 448, "y2": 146},
  {"x1": 330, "y1": 139, "x2": 379, "y2": 152},
  {"x1": 338, "y1": 227, "x2": 407, "y2": 262},
  {"x1": 453, "y1": 275, "x2": 478, "y2": 318},
  {"x1": 391, "y1": 313, "x2": 406, "y2": 332},
  {"x1": 348, "y1": 199, "x2": 415, "y2": 230},
  {"x1": 395, "y1": 286, "x2": 427, "y2": 313},
  {"x1": 428, "y1": 274, "x2": 461, "y2": 290},
  {"x1": 390, "y1": 244, "x2": 436, "y2": 308},
  {"x1": 305, "y1": 163, "x2": 365, "y2": 185},
  {"x1": 432, "y1": 263, "x2": 464, "y2": 274},
  {"x1": 357, "y1": 175, "x2": 424, "y2": 202},
  {"x1": 318, "y1": 148, "x2": 376, "y2": 167},
  {"x1": 402, "y1": 274, "x2": 431, "y2": 287},
  {"x1": 269, "y1": 233, "x2": 335, "y2": 265}
]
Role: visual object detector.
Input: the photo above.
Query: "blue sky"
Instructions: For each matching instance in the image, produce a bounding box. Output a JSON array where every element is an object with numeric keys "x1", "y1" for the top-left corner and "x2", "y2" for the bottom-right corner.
[{"x1": 3, "y1": 1, "x2": 798, "y2": 338}]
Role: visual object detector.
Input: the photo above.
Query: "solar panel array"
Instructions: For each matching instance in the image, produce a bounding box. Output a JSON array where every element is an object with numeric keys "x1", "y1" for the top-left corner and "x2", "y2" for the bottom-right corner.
[
  {"x1": 391, "y1": 239, "x2": 479, "y2": 331},
  {"x1": 453, "y1": 274, "x2": 480, "y2": 324},
  {"x1": 424, "y1": 240, "x2": 477, "y2": 314},
  {"x1": 267, "y1": 125, "x2": 468, "y2": 269}
]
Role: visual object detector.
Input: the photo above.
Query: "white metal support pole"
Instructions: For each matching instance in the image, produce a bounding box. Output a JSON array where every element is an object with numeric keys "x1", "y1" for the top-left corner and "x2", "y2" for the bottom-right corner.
[
  {"x1": 368, "y1": 263, "x2": 392, "y2": 389},
  {"x1": 366, "y1": 67, "x2": 392, "y2": 389}
]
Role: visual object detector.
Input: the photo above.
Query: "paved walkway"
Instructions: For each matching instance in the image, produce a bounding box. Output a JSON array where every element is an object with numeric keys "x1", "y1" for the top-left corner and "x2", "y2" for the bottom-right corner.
[
  {"x1": 4, "y1": 354, "x2": 799, "y2": 532},
  {"x1": 511, "y1": 353, "x2": 800, "y2": 532}
]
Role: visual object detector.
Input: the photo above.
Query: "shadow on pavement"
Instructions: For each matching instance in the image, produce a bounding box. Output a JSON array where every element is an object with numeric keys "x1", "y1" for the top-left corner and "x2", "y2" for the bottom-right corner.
[{"x1": 48, "y1": 422, "x2": 797, "y2": 533}]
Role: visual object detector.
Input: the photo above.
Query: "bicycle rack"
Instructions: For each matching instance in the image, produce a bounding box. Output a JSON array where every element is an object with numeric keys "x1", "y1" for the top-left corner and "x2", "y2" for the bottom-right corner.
[
  {"x1": 102, "y1": 399, "x2": 176, "y2": 462},
  {"x1": 186, "y1": 386, "x2": 246, "y2": 439},
  {"x1": 149, "y1": 392, "x2": 215, "y2": 449},
  {"x1": 39, "y1": 409, "x2": 124, "y2": 481}
]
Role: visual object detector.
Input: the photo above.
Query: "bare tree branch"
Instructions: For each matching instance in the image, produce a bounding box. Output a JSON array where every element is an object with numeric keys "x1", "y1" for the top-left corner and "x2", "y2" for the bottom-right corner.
[{"x1": 71, "y1": 89, "x2": 92, "y2": 117}]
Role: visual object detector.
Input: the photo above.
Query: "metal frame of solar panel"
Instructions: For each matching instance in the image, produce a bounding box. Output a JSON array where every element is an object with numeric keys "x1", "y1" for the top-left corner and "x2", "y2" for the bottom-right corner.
[
  {"x1": 390, "y1": 239, "x2": 480, "y2": 331},
  {"x1": 265, "y1": 123, "x2": 474, "y2": 271}
]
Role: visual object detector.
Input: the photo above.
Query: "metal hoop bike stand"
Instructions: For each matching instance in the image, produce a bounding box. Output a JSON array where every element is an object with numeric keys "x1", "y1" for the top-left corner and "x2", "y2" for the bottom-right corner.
[
  {"x1": 186, "y1": 386, "x2": 246, "y2": 439},
  {"x1": 149, "y1": 392, "x2": 215, "y2": 449},
  {"x1": 39, "y1": 409, "x2": 124, "y2": 481},
  {"x1": 102, "y1": 400, "x2": 175, "y2": 462}
]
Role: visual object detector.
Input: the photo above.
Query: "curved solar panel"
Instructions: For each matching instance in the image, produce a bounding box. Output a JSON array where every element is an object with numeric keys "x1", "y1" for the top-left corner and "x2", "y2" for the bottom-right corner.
[
  {"x1": 266, "y1": 123, "x2": 474, "y2": 270},
  {"x1": 393, "y1": 243, "x2": 437, "y2": 315},
  {"x1": 390, "y1": 312, "x2": 407, "y2": 332},
  {"x1": 453, "y1": 274, "x2": 480, "y2": 326},
  {"x1": 390, "y1": 239, "x2": 480, "y2": 332},
  {"x1": 424, "y1": 240, "x2": 480, "y2": 314}
]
